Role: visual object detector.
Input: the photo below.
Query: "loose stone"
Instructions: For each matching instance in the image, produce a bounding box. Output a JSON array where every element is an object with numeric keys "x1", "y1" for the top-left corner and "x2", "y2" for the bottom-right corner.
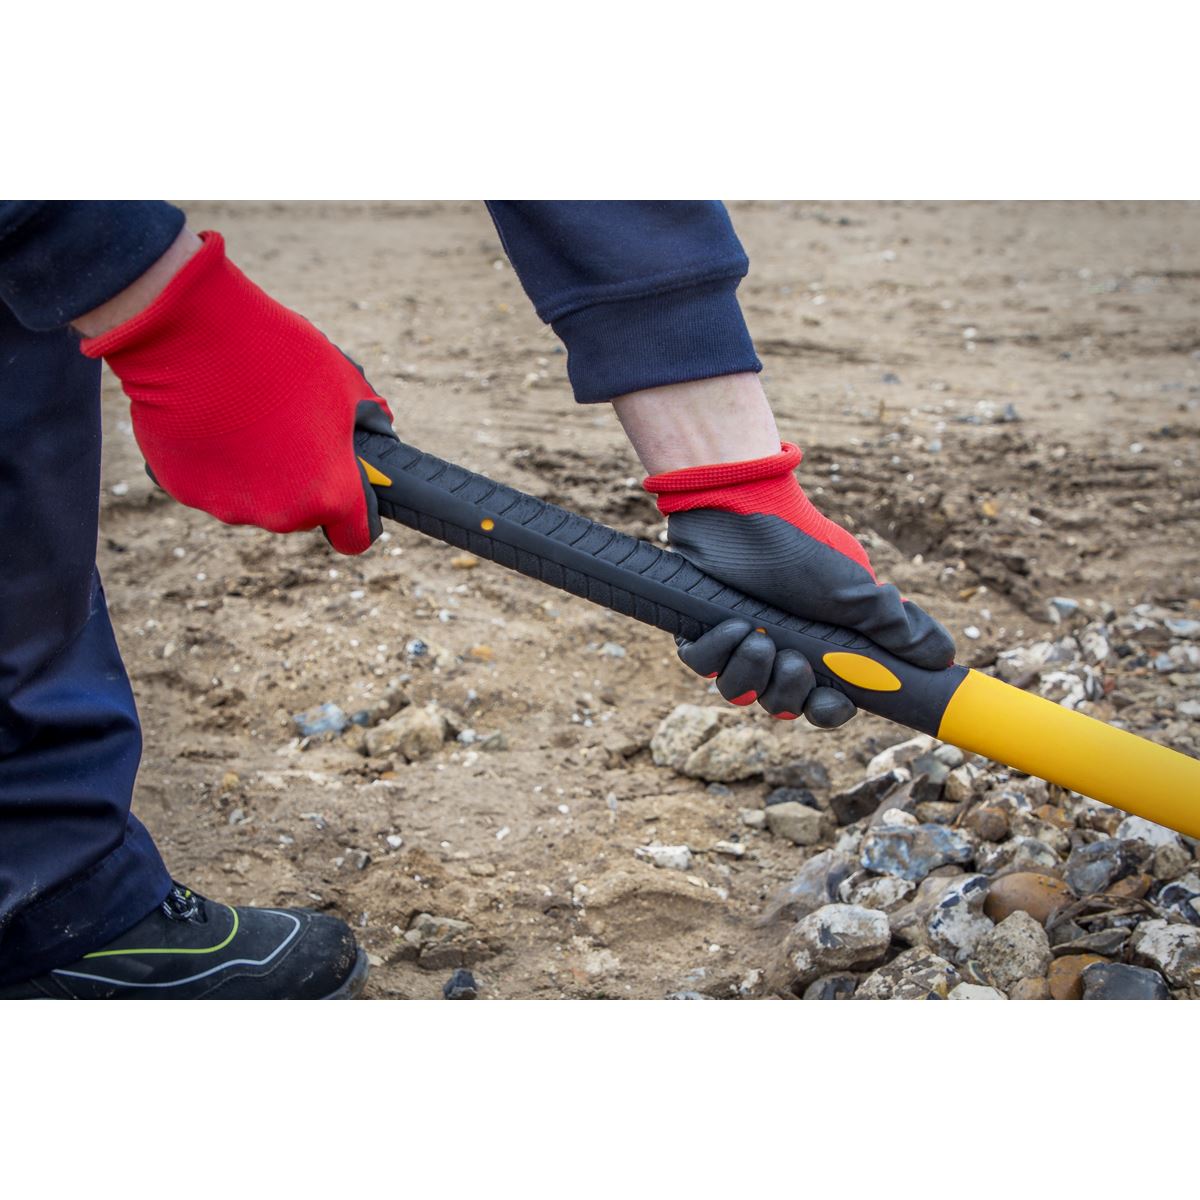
[
  {"x1": 1116, "y1": 815, "x2": 1193, "y2": 881},
  {"x1": 1129, "y1": 920, "x2": 1200, "y2": 987},
  {"x1": 682, "y1": 726, "x2": 777, "y2": 782},
  {"x1": 860, "y1": 823, "x2": 973, "y2": 882},
  {"x1": 856, "y1": 947, "x2": 961, "y2": 999},
  {"x1": 967, "y1": 805, "x2": 1011, "y2": 843},
  {"x1": 1008, "y1": 977, "x2": 1053, "y2": 1000},
  {"x1": 1106, "y1": 873, "x2": 1152, "y2": 900},
  {"x1": 1064, "y1": 839, "x2": 1130, "y2": 895},
  {"x1": 766, "y1": 802, "x2": 825, "y2": 846},
  {"x1": 1081, "y1": 962, "x2": 1170, "y2": 1000},
  {"x1": 366, "y1": 703, "x2": 450, "y2": 761},
  {"x1": 292, "y1": 702, "x2": 350, "y2": 738},
  {"x1": 764, "y1": 851, "x2": 860, "y2": 921},
  {"x1": 764, "y1": 759, "x2": 832, "y2": 790},
  {"x1": 1048, "y1": 953, "x2": 1108, "y2": 1000},
  {"x1": 1152, "y1": 875, "x2": 1200, "y2": 926},
  {"x1": 635, "y1": 844, "x2": 693, "y2": 871},
  {"x1": 933, "y1": 744, "x2": 966, "y2": 769},
  {"x1": 914, "y1": 801, "x2": 959, "y2": 827},
  {"x1": 866, "y1": 735, "x2": 935, "y2": 776},
  {"x1": 926, "y1": 874, "x2": 993, "y2": 964},
  {"x1": 837, "y1": 871, "x2": 917, "y2": 913},
  {"x1": 975, "y1": 911, "x2": 1052, "y2": 991},
  {"x1": 764, "y1": 786, "x2": 820, "y2": 809},
  {"x1": 948, "y1": 983, "x2": 1007, "y2": 1000},
  {"x1": 976, "y1": 837, "x2": 1062, "y2": 876},
  {"x1": 944, "y1": 763, "x2": 984, "y2": 804},
  {"x1": 803, "y1": 973, "x2": 858, "y2": 1000},
  {"x1": 780, "y1": 904, "x2": 891, "y2": 990},
  {"x1": 442, "y1": 968, "x2": 479, "y2": 999},
  {"x1": 649, "y1": 704, "x2": 729, "y2": 771},
  {"x1": 408, "y1": 913, "x2": 472, "y2": 943},
  {"x1": 829, "y1": 770, "x2": 909, "y2": 825},
  {"x1": 888, "y1": 875, "x2": 961, "y2": 948}
]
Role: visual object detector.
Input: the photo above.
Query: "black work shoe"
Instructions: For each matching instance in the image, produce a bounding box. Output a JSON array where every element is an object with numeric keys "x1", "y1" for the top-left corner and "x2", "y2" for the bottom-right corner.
[{"x1": 0, "y1": 884, "x2": 369, "y2": 1000}]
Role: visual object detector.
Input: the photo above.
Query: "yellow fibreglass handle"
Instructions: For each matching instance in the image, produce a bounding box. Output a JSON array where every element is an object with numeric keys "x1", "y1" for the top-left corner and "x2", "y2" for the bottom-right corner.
[{"x1": 938, "y1": 670, "x2": 1200, "y2": 838}]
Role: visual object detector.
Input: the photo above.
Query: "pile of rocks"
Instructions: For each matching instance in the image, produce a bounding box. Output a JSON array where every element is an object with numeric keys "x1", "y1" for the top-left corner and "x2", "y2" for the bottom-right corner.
[
  {"x1": 765, "y1": 774, "x2": 1198, "y2": 999},
  {"x1": 649, "y1": 603, "x2": 1200, "y2": 999}
]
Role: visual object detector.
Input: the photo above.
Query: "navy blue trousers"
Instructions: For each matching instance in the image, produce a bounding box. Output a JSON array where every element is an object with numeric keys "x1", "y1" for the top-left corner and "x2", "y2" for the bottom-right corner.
[{"x1": 0, "y1": 304, "x2": 171, "y2": 984}]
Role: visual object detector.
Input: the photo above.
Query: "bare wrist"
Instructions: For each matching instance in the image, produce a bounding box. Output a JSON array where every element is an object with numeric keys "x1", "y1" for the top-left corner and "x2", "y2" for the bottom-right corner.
[
  {"x1": 72, "y1": 227, "x2": 204, "y2": 337},
  {"x1": 612, "y1": 373, "x2": 781, "y2": 475}
]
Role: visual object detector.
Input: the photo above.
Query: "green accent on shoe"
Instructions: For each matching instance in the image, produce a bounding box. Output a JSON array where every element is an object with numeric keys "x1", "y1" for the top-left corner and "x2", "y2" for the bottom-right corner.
[{"x1": 82, "y1": 906, "x2": 239, "y2": 958}]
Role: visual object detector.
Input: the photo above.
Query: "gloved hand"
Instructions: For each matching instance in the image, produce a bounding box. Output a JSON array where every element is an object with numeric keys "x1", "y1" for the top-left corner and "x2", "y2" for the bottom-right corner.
[
  {"x1": 80, "y1": 231, "x2": 394, "y2": 555},
  {"x1": 644, "y1": 442, "x2": 955, "y2": 727}
]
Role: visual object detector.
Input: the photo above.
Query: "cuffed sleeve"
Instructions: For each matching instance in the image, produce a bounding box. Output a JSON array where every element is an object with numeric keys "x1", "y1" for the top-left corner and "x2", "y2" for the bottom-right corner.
[
  {"x1": 486, "y1": 201, "x2": 761, "y2": 403},
  {"x1": 0, "y1": 201, "x2": 186, "y2": 331}
]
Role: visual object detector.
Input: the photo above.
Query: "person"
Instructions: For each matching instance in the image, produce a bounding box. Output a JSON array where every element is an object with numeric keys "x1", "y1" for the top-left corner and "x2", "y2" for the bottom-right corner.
[{"x1": 0, "y1": 201, "x2": 953, "y2": 999}]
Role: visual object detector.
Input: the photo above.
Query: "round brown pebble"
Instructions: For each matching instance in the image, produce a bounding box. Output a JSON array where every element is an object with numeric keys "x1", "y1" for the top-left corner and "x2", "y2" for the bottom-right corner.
[
  {"x1": 1048, "y1": 953, "x2": 1108, "y2": 1000},
  {"x1": 967, "y1": 805, "x2": 1010, "y2": 842},
  {"x1": 984, "y1": 872, "x2": 1075, "y2": 925},
  {"x1": 1009, "y1": 977, "x2": 1052, "y2": 1000}
]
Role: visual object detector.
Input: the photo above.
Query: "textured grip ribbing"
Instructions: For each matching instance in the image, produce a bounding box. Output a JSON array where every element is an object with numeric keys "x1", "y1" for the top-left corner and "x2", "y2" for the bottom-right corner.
[{"x1": 356, "y1": 431, "x2": 969, "y2": 735}]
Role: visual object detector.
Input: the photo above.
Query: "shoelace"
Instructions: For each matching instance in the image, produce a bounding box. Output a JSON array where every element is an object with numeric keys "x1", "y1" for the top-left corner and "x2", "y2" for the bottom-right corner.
[{"x1": 161, "y1": 884, "x2": 205, "y2": 923}]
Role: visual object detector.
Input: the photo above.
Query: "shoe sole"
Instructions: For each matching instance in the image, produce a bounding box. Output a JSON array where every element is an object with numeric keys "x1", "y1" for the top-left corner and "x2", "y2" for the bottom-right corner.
[{"x1": 324, "y1": 947, "x2": 370, "y2": 999}]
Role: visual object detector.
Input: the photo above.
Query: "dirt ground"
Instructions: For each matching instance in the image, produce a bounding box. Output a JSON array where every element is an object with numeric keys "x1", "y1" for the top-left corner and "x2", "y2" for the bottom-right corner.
[{"x1": 95, "y1": 201, "x2": 1200, "y2": 998}]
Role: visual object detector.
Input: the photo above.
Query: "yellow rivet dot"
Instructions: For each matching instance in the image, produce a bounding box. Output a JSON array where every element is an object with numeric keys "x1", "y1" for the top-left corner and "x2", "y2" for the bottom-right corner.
[
  {"x1": 822, "y1": 652, "x2": 903, "y2": 692},
  {"x1": 480, "y1": 518, "x2": 495, "y2": 531}
]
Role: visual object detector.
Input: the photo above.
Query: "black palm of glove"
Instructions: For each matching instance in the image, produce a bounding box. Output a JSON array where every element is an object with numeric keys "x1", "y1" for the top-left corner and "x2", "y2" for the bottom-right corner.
[{"x1": 644, "y1": 443, "x2": 956, "y2": 729}]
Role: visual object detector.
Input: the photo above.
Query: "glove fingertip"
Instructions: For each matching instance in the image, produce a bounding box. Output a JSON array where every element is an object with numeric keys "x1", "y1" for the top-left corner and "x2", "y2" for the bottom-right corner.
[
  {"x1": 322, "y1": 515, "x2": 373, "y2": 556},
  {"x1": 900, "y1": 609, "x2": 958, "y2": 670},
  {"x1": 863, "y1": 596, "x2": 957, "y2": 670},
  {"x1": 804, "y1": 687, "x2": 857, "y2": 729}
]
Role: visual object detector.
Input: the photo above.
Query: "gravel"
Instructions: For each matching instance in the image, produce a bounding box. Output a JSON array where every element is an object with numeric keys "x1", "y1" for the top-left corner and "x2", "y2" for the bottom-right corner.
[{"x1": 660, "y1": 602, "x2": 1199, "y2": 999}]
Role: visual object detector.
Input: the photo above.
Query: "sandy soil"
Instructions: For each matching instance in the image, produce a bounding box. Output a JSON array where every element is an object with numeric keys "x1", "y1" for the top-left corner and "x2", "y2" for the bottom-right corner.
[{"x1": 95, "y1": 201, "x2": 1200, "y2": 998}]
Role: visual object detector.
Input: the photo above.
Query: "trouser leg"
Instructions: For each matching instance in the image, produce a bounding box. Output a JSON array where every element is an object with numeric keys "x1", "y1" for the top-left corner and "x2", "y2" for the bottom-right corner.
[{"x1": 0, "y1": 304, "x2": 171, "y2": 984}]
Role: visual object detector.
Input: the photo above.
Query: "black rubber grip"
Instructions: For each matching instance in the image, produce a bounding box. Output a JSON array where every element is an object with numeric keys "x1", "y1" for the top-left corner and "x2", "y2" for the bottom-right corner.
[{"x1": 356, "y1": 431, "x2": 968, "y2": 735}]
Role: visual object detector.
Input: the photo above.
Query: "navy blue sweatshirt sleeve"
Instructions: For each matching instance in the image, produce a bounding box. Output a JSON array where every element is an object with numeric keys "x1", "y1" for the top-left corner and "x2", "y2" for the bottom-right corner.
[
  {"x1": 486, "y1": 201, "x2": 761, "y2": 403},
  {"x1": 0, "y1": 201, "x2": 186, "y2": 332}
]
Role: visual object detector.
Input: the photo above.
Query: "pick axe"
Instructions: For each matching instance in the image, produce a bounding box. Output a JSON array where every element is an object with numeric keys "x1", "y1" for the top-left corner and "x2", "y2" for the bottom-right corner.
[{"x1": 354, "y1": 431, "x2": 1200, "y2": 839}]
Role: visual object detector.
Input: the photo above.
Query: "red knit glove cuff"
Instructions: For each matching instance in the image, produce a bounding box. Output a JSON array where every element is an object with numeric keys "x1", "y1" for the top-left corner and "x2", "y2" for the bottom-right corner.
[{"x1": 643, "y1": 442, "x2": 803, "y2": 516}]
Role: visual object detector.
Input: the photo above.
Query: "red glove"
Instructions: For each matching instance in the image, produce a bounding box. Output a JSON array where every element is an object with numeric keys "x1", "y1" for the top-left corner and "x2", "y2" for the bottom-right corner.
[{"x1": 81, "y1": 231, "x2": 393, "y2": 554}]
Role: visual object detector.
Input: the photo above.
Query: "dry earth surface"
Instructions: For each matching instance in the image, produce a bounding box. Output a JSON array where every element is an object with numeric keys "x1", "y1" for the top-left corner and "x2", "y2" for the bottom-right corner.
[{"x1": 96, "y1": 201, "x2": 1200, "y2": 998}]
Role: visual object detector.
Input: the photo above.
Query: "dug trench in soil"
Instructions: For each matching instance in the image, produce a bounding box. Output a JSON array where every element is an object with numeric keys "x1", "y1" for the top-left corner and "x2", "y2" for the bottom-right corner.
[{"x1": 95, "y1": 201, "x2": 1199, "y2": 998}]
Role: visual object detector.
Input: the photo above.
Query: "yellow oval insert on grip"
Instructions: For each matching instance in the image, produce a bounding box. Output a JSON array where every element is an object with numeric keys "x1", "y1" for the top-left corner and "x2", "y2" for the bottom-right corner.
[{"x1": 822, "y1": 652, "x2": 903, "y2": 692}]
